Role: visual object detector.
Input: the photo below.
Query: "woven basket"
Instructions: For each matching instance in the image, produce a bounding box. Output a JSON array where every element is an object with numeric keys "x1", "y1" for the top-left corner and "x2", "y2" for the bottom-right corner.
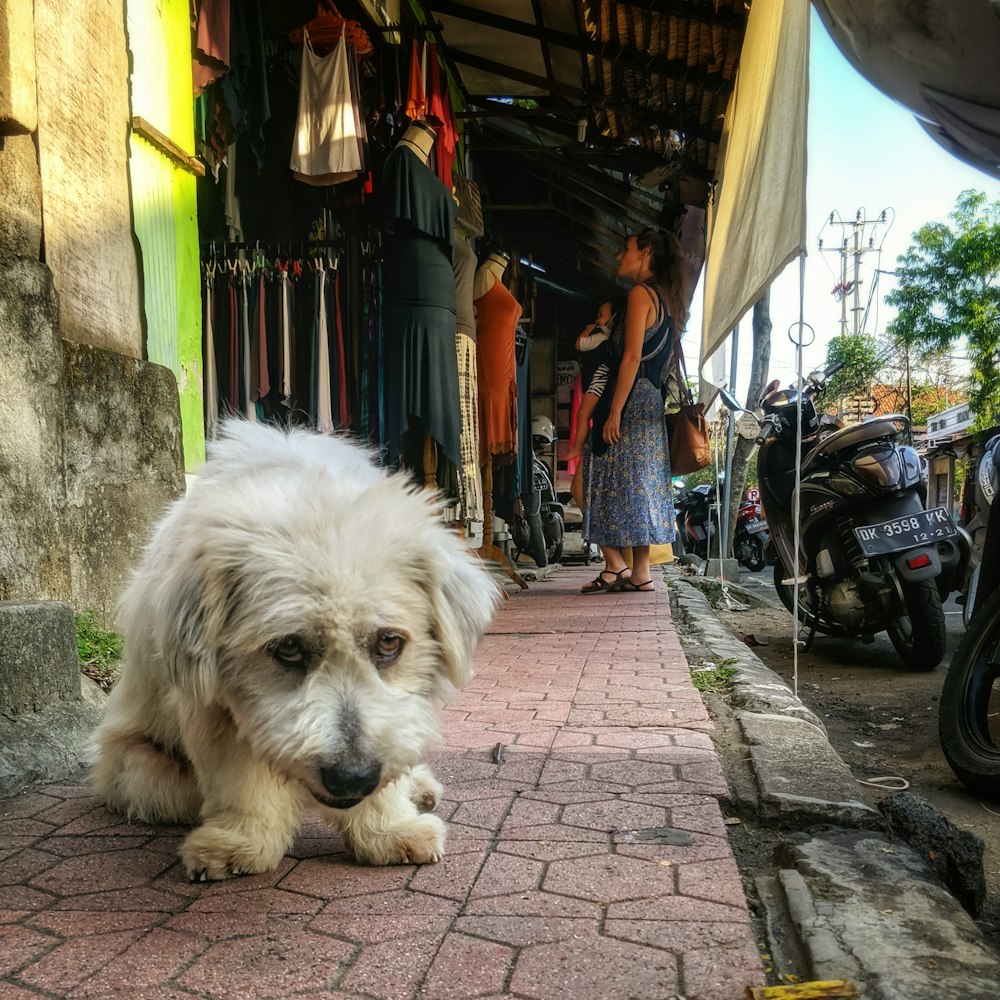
[{"x1": 455, "y1": 176, "x2": 485, "y2": 238}]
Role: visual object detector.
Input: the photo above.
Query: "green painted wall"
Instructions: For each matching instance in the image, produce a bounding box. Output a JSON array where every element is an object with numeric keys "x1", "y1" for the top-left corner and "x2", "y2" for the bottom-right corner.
[{"x1": 126, "y1": 0, "x2": 205, "y2": 469}]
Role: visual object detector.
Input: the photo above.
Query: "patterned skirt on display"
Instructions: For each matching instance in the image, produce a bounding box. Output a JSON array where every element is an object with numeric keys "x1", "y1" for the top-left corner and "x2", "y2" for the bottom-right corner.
[
  {"x1": 583, "y1": 379, "x2": 676, "y2": 547},
  {"x1": 456, "y1": 332, "x2": 484, "y2": 522}
]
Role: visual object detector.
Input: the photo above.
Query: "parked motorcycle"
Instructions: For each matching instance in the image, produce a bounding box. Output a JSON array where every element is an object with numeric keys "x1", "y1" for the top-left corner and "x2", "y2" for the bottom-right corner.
[
  {"x1": 955, "y1": 433, "x2": 1000, "y2": 625},
  {"x1": 509, "y1": 416, "x2": 565, "y2": 567},
  {"x1": 940, "y1": 435, "x2": 1000, "y2": 795},
  {"x1": 673, "y1": 482, "x2": 719, "y2": 560},
  {"x1": 738, "y1": 362, "x2": 967, "y2": 670},
  {"x1": 733, "y1": 488, "x2": 769, "y2": 572}
]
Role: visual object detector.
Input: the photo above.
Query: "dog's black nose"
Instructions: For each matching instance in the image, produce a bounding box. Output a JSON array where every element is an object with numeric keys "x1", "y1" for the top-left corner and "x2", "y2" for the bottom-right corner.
[{"x1": 319, "y1": 761, "x2": 382, "y2": 807}]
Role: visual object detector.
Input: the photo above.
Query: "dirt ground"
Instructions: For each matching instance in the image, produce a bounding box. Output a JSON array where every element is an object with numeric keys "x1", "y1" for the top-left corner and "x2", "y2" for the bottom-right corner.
[{"x1": 701, "y1": 568, "x2": 1000, "y2": 950}]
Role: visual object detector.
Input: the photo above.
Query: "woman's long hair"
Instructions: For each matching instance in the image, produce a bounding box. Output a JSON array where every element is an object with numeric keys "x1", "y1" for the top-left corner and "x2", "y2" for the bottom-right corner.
[{"x1": 635, "y1": 228, "x2": 692, "y2": 331}]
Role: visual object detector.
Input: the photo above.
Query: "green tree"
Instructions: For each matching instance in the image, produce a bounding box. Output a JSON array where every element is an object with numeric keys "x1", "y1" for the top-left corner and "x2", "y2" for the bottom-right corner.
[
  {"x1": 822, "y1": 333, "x2": 881, "y2": 403},
  {"x1": 886, "y1": 189, "x2": 1000, "y2": 429}
]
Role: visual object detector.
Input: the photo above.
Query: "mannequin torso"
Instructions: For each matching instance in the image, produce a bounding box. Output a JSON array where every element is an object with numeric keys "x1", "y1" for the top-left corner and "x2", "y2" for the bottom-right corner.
[
  {"x1": 395, "y1": 119, "x2": 437, "y2": 166},
  {"x1": 473, "y1": 252, "x2": 510, "y2": 299}
]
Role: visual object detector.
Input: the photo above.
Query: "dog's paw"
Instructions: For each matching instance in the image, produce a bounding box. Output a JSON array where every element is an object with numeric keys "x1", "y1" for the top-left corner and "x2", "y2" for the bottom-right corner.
[
  {"x1": 407, "y1": 764, "x2": 444, "y2": 813},
  {"x1": 351, "y1": 813, "x2": 446, "y2": 866},
  {"x1": 180, "y1": 825, "x2": 284, "y2": 881}
]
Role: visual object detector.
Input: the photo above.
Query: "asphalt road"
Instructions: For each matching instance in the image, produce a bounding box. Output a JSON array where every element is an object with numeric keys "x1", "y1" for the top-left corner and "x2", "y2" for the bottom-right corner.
[{"x1": 708, "y1": 564, "x2": 1000, "y2": 948}]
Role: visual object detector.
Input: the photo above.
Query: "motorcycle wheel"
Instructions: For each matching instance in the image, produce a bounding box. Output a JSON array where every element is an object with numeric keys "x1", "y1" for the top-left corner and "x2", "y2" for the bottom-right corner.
[
  {"x1": 939, "y1": 584, "x2": 1000, "y2": 797},
  {"x1": 743, "y1": 536, "x2": 766, "y2": 573},
  {"x1": 547, "y1": 512, "x2": 565, "y2": 564},
  {"x1": 771, "y1": 563, "x2": 852, "y2": 638},
  {"x1": 526, "y1": 510, "x2": 548, "y2": 568},
  {"x1": 886, "y1": 579, "x2": 946, "y2": 671}
]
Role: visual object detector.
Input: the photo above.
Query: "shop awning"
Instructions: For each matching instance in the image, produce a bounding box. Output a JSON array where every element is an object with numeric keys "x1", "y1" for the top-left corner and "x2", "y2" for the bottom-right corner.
[{"x1": 699, "y1": 0, "x2": 809, "y2": 380}]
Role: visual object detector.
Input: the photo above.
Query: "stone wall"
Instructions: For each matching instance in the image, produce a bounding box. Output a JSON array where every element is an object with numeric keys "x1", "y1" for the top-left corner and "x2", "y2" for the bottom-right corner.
[
  {"x1": 0, "y1": 253, "x2": 185, "y2": 619},
  {"x1": 33, "y1": 0, "x2": 142, "y2": 357}
]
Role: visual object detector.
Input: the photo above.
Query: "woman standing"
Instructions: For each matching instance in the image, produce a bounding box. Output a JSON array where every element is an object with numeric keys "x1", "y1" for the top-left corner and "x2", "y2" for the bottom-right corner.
[{"x1": 581, "y1": 229, "x2": 690, "y2": 594}]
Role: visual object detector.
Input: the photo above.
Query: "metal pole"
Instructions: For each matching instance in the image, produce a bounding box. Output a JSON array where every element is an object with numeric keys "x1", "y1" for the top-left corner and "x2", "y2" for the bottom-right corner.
[
  {"x1": 852, "y1": 213, "x2": 863, "y2": 336},
  {"x1": 720, "y1": 325, "x2": 739, "y2": 560}
]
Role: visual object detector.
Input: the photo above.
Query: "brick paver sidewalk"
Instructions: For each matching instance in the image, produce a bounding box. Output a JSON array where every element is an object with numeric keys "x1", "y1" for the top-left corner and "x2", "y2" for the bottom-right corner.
[{"x1": 1, "y1": 566, "x2": 765, "y2": 1000}]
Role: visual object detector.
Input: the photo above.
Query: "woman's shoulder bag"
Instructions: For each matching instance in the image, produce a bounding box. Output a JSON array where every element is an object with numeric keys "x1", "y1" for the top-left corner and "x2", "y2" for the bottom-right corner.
[{"x1": 665, "y1": 339, "x2": 711, "y2": 475}]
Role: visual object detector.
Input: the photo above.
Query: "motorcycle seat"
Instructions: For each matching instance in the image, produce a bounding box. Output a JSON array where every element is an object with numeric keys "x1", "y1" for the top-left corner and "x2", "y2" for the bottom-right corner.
[{"x1": 803, "y1": 414, "x2": 908, "y2": 465}]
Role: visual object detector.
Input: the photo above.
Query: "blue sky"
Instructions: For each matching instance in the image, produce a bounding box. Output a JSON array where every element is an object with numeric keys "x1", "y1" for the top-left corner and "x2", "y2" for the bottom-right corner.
[{"x1": 691, "y1": 6, "x2": 1000, "y2": 398}]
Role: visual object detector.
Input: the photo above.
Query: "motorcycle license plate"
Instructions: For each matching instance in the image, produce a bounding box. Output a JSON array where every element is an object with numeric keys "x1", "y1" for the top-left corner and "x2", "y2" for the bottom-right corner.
[
  {"x1": 744, "y1": 518, "x2": 766, "y2": 535},
  {"x1": 852, "y1": 507, "x2": 957, "y2": 557}
]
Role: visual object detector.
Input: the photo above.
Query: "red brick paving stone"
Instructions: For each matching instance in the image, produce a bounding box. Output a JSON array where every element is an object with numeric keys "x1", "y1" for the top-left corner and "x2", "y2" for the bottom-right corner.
[
  {"x1": 0, "y1": 820, "x2": 57, "y2": 838},
  {"x1": 0, "y1": 850, "x2": 61, "y2": 886},
  {"x1": 466, "y1": 850, "x2": 543, "y2": 898},
  {"x1": 183, "y1": 886, "x2": 323, "y2": 914},
  {"x1": 0, "y1": 909, "x2": 29, "y2": 923},
  {"x1": 543, "y1": 853, "x2": 676, "y2": 904},
  {"x1": 0, "y1": 925, "x2": 58, "y2": 977},
  {"x1": 0, "y1": 839, "x2": 42, "y2": 861},
  {"x1": 676, "y1": 858, "x2": 748, "y2": 905},
  {"x1": 492, "y1": 840, "x2": 608, "y2": 863},
  {"x1": 31, "y1": 796, "x2": 105, "y2": 826},
  {"x1": 607, "y1": 895, "x2": 753, "y2": 922},
  {"x1": 277, "y1": 855, "x2": 415, "y2": 898},
  {"x1": 510, "y1": 933, "x2": 679, "y2": 1000},
  {"x1": 51, "y1": 886, "x2": 192, "y2": 912},
  {"x1": 313, "y1": 913, "x2": 455, "y2": 945},
  {"x1": 406, "y1": 841, "x2": 488, "y2": 901},
  {"x1": 444, "y1": 792, "x2": 517, "y2": 834},
  {"x1": 462, "y1": 888, "x2": 602, "y2": 919},
  {"x1": 559, "y1": 798, "x2": 668, "y2": 834},
  {"x1": 3, "y1": 887, "x2": 57, "y2": 911},
  {"x1": 0, "y1": 984, "x2": 53, "y2": 999},
  {"x1": 28, "y1": 849, "x2": 175, "y2": 895},
  {"x1": 455, "y1": 915, "x2": 599, "y2": 947},
  {"x1": 26, "y1": 911, "x2": 162, "y2": 936},
  {"x1": 15, "y1": 929, "x2": 147, "y2": 993},
  {"x1": 339, "y1": 931, "x2": 443, "y2": 999},
  {"x1": 42, "y1": 835, "x2": 153, "y2": 857},
  {"x1": 605, "y1": 916, "x2": 759, "y2": 952},
  {"x1": 419, "y1": 931, "x2": 513, "y2": 1000},
  {"x1": 614, "y1": 835, "x2": 737, "y2": 867},
  {"x1": 164, "y1": 909, "x2": 270, "y2": 940},
  {"x1": 682, "y1": 938, "x2": 767, "y2": 1000},
  {"x1": 177, "y1": 930, "x2": 353, "y2": 998}
]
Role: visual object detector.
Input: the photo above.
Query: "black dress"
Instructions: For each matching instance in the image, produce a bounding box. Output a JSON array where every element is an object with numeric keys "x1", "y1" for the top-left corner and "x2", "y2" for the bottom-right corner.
[{"x1": 381, "y1": 146, "x2": 461, "y2": 468}]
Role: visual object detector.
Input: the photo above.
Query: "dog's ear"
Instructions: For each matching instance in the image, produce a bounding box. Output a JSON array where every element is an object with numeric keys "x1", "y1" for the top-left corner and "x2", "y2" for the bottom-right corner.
[
  {"x1": 156, "y1": 553, "x2": 238, "y2": 703},
  {"x1": 428, "y1": 546, "x2": 499, "y2": 693}
]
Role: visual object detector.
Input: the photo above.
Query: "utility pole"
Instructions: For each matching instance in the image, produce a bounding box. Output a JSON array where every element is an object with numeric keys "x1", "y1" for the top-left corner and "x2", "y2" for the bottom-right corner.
[{"x1": 818, "y1": 208, "x2": 890, "y2": 336}]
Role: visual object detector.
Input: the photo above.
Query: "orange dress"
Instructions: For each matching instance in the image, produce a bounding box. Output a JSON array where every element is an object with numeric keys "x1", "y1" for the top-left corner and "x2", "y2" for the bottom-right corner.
[{"x1": 474, "y1": 279, "x2": 522, "y2": 464}]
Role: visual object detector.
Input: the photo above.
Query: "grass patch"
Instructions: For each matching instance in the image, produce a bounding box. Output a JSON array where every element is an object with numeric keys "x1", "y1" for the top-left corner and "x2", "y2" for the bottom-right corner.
[
  {"x1": 76, "y1": 609, "x2": 123, "y2": 690},
  {"x1": 690, "y1": 662, "x2": 738, "y2": 694}
]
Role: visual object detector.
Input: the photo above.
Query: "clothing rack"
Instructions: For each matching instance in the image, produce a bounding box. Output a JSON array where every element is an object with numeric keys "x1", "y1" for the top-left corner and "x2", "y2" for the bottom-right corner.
[{"x1": 200, "y1": 240, "x2": 347, "y2": 262}]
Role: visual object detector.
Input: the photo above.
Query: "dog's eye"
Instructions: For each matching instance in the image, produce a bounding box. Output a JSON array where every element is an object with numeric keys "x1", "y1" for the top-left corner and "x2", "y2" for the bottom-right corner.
[
  {"x1": 373, "y1": 630, "x2": 405, "y2": 662},
  {"x1": 270, "y1": 636, "x2": 306, "y2": 669}
]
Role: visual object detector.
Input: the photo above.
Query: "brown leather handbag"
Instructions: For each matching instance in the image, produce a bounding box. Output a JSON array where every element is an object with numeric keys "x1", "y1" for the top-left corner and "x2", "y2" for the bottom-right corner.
[{"x1": 665, "y1": 341, "x2": 711, "y2": 474}]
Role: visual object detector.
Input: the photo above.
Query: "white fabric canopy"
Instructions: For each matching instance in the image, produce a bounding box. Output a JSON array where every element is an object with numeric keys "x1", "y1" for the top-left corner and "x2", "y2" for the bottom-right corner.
[{"x1": 700, "y1": 0, "x2": 810, "y2": 388}]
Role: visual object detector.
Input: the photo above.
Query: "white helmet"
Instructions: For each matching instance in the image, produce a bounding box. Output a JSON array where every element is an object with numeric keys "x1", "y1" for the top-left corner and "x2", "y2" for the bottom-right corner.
[{"x1": 531, "y1": 414, "x2": 556, "y2": 445}]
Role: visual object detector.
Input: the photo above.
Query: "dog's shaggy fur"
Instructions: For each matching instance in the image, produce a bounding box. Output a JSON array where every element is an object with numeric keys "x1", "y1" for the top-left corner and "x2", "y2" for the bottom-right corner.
[{"x1": 91, "y1": 421, "x2": 498, "y2": 880}]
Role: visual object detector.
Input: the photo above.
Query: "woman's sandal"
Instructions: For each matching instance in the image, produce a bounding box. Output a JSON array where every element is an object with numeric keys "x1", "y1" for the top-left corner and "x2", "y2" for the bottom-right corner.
[
  {"x1": 581, "y1": 568, "x2": 629, "y2": 594},
  {"x1": 611, "y1": 578, "x2": 655, "y2": 593}
]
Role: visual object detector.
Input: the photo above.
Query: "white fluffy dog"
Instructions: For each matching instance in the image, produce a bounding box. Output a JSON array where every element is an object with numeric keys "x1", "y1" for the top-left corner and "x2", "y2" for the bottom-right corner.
[{"x1": 91, "y1": 421, "x2": 498, "y2": 881}]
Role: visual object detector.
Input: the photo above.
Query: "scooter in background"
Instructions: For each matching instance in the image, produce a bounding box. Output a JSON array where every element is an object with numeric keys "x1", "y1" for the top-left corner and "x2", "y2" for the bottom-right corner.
[
  {"x1": 727, "y1": 362, "x2": 966, "y2": 671},
  {"x1": 733, "y1": 488, "x2": 769, "y2": 572}
]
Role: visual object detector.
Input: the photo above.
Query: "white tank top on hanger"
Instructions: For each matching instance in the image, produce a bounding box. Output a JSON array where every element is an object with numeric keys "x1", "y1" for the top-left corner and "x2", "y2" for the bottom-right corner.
[{"x1": 290, "y1": 31, "x2": 363, "y2": 185}]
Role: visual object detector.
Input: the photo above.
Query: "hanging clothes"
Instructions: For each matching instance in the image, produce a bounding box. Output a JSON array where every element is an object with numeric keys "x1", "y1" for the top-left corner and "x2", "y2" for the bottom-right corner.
[
  {"x1": 474, "y1": 276, "x2": 522, "y2": 463},
  {"x1": 425, "y1": 44, "x2": 457, "y2": 187},
  {"x1": 404, "y1": 38, "x2": 426, "y2": 120},
  {"x1": 381, "y1": 142, "x2": 461, "y2": 470},
  {"x1": 453, "y1": 231, "x2": 483, "y2": 521},
  {"x1": 290, "y1": 32, "x2": 365, "y2": 186}
]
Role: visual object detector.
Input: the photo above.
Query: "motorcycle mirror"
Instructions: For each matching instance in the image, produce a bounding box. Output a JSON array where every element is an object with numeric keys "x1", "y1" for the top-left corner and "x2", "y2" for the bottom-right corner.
[
  {"x1": 718, "y1": 387, "x2": 742, "y2": 412},
  {"x1": 759, "y1": 379, "x2": 780, "y2": 405}
]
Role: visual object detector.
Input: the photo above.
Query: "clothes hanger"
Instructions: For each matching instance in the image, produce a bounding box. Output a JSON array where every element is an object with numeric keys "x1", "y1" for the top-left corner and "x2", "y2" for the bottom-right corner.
[{"x1": 289, "y1": 2, "x2": 373, "y2": 56}]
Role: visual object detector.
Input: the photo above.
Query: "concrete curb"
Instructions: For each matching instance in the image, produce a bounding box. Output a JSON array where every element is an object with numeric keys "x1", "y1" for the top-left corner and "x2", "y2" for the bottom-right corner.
[
  {"x1": 670, "y1": 574, "x2": 883, "y2": 829},
  {"x1": 667, "y1": 570, "x2": 1000, "y2": 997}
]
